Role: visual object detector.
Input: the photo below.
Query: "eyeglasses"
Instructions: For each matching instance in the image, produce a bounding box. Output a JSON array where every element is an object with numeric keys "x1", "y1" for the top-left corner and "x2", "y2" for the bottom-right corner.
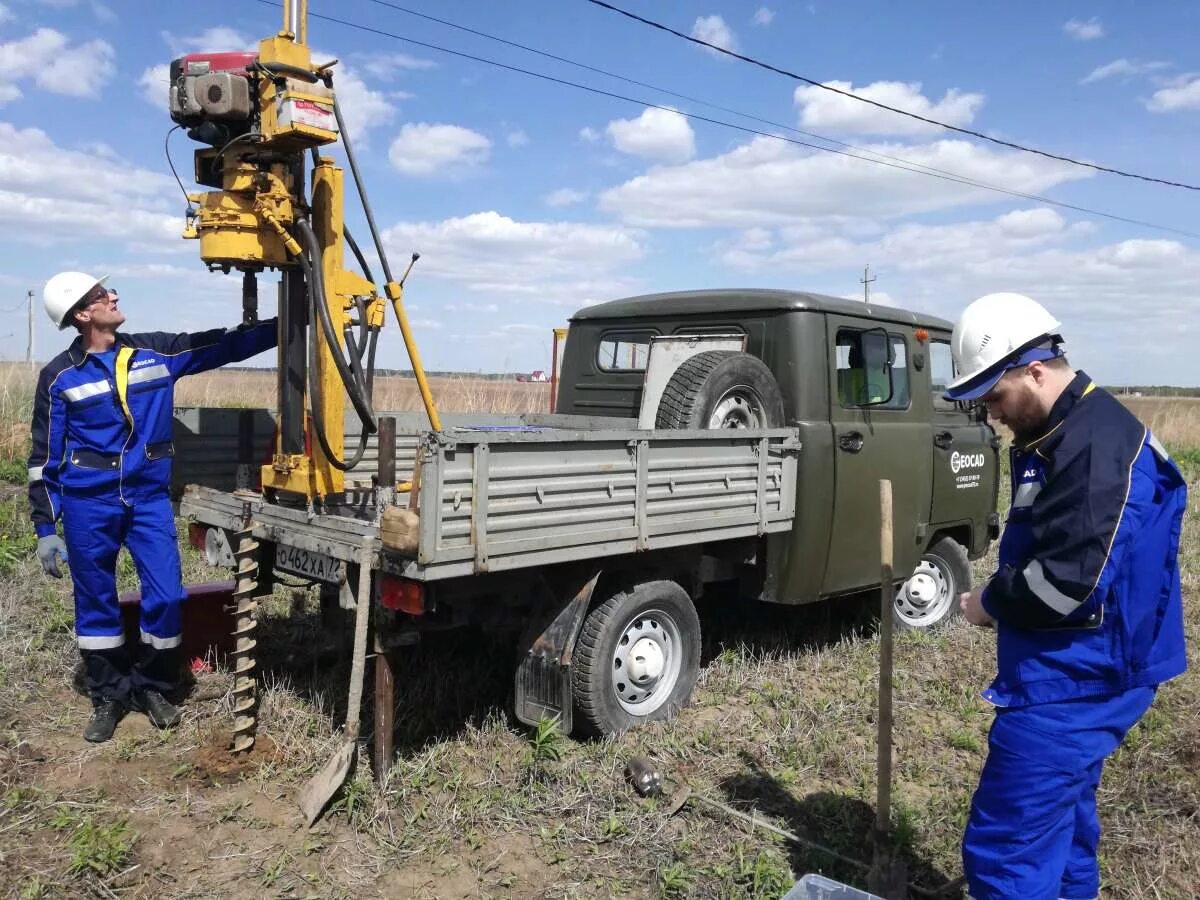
[{"x1": 83, "y1": 285, "x2": 117, "y2": 306}]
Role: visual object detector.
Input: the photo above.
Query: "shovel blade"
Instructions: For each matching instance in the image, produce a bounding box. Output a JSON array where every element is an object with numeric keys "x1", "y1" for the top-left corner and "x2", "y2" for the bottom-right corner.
[{"x1": 298, "y1": 741, "x2": 356, "y2": 827}]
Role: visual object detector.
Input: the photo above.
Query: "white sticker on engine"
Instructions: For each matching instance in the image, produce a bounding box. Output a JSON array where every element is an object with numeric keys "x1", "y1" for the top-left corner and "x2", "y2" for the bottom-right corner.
[{"x1": 277, "y1": 97, "x2": 337, "y2": 134}]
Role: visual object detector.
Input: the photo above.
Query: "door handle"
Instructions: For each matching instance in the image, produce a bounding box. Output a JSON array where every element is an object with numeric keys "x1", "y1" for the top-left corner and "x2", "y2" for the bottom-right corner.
[
  {"x1": 839, "y1": 431, "x2": 864, "y2": 453},
  {"x1": 934, "y1": 431, "x2": 954, "y2": 450}
]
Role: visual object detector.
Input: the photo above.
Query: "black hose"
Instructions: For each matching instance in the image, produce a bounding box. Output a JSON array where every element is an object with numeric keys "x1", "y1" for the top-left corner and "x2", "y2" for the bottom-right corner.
[
  {"x1": 297, "y1": 248, "x2": 370, "y2": 472},
  {"x1": 352, "y1": 296, "x2": 368, "y2": 353},
  {"x1": 332, "y1": 91, "x2": 395, "y2": 284},
  {"x1": 344, "y1": 226, "x2": 375, "y2": 285},
  {"x1": 365, "y1": 325, "x2": 379, "y2": 400},
  {"x1": 295, "y1": 217, "x2": 376, "y2": 432}
]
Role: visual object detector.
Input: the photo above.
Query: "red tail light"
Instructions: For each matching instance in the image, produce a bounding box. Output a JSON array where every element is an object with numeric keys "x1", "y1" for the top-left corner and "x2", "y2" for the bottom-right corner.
[
  {"x1": 187, "y1": 523, "x2": 207, "y2": 551},
  {"x1": 379, "y1": 573, "x2": 424, "y2": 615}
]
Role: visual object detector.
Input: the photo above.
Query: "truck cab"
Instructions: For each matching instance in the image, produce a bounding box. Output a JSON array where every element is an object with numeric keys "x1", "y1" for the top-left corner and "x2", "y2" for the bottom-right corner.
[{"x1": 556, "y1": 289, "x2": 1000, "y2": 627}]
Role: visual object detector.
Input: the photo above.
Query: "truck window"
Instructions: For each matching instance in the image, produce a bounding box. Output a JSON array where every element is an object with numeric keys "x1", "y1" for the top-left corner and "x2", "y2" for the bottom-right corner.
[
  {"x1": 930, "y1": 339, "x2": 958, "y2": 410},
  {"x1": 835, "y1": 329, "x2": 910, "y2": 410},
  {"x1": 597, "y1": 332, "x2": 654, "y2": 372}
]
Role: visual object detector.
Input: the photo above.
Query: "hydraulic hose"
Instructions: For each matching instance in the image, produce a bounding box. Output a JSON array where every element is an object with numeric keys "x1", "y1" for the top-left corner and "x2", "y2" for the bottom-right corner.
[
  {"x1": 297, "y1": 246, "x2": 370, "y2": 472},
  {"x1": 332, "y1": 88, "x2": 442, "y2": 432},
  {"x1": 344, "y1": 226, "x2": 375, "y2": 285},
  {"x1": 296, "y1": 217, "x2": 376, "y2": 431}
]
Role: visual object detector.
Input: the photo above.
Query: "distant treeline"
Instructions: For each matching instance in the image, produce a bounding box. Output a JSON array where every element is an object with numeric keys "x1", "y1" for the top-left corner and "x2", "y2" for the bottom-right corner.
[
  {"x1": 1103, "y1": 386, "x2": 1200, "y2": 397},
  {"x1": 219, "y1": 366, "x2": 526, "y2": 380}
]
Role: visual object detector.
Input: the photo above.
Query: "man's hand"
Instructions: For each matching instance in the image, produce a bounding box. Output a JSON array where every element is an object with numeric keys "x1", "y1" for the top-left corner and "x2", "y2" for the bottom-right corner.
[
  {"x1": 37, "y1": 535, "x2": 68, "y2": 578},
  {"x1": 960, "y1": 586, "x2": 995, "y2": 628}
]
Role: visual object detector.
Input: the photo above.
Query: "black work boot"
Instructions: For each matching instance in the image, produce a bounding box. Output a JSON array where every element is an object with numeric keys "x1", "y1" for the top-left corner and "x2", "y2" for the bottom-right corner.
[
  {"x1": 132, "y1": 690, "x2": 182, "y2": 729},
  {"x1": 83, "y1": 700, "x2": 125, "y2": 743}
]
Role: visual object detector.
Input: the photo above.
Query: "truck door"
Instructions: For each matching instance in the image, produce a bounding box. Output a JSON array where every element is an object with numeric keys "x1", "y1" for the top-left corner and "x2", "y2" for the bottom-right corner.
[
  {"x1": 927, "y1": 335, "x2": 999, "y2": 557},
  {"x1": 822, "y1": 316, "x2": 932, "y2": 595}
]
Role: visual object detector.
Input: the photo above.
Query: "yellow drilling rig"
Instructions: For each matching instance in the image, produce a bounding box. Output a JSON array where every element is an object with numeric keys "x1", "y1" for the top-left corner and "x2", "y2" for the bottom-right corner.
[
  {"x1": 169, "y1": 0, "x2": 440, "y2": 504},
  {"x1": 168, "y1": 0, "x2": 438, "y2": 760}
]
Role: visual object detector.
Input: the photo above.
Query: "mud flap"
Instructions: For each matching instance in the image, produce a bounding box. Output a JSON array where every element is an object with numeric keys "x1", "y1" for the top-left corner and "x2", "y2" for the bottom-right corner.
[{"x1": 513, "y1": 569, "x2": 601, "y2": 733}]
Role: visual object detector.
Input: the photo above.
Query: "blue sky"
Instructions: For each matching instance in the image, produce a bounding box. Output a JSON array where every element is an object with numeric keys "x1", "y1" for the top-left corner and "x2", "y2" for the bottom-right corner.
[{"x1": 1, "y1": 0, "x2": 1197, "y2": 384}]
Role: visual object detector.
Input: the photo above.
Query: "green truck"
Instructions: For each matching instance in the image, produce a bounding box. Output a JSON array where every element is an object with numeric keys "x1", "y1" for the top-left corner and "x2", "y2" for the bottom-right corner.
[{"x1": 179, "y1": 288, "x2": 999, "y2": 742}]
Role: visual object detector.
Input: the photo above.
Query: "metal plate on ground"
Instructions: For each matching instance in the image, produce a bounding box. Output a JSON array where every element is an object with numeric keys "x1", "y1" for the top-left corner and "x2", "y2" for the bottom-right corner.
[{"x1": 275, "y1": 543, "x2": 344, "y2": 583}]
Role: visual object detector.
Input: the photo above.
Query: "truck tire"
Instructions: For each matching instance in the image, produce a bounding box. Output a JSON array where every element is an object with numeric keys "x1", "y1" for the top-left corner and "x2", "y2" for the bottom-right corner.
[
  {"x1": 655, "y1": 351, "x2": 784, "y2": 430},
  {"x1": 893, "y1": 536, "x2": 970, "y2": 631},
  {"x1": 572, "y1": 580, "x2": 701, "y2": 736}
]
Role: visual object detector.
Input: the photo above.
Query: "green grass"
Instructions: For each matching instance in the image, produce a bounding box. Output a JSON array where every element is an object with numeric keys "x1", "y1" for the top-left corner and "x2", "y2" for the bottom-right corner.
[{"x1": 0, "y1": 384, "x2": 1195, "y2": 898}]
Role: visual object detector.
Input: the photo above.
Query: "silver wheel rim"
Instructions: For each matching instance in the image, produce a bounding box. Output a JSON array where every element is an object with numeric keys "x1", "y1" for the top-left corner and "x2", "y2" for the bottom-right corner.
[
  {"x1": 611, "y1": 607, "x2": 683, "y2": 716},
  {"x1": 706, "y1": 387, "x2": 765, "y2": 429},
  {"x1": 894, "y1": 557, "x2": 954, "y2": 627}
]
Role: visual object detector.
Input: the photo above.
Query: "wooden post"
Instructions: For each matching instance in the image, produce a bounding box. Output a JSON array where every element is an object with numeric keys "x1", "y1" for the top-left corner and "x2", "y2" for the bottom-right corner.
[
  {"x1": 869, "y1": 478, "x2": 907, "y2": 897},
  {"x1": 876, "y1": 479, "x2": 894, "y2": 836},
  {"x1": 373, "y1": 414, "x2": 396, "y2": 782},
  {"x1": 373, "y1": 632, "x2": 394, "y2": 783}
]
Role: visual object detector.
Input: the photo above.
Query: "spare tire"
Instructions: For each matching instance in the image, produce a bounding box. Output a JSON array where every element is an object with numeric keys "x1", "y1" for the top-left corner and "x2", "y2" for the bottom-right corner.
[{"x1": 655, "y1": 350, "x2": 784, "y2": 429}]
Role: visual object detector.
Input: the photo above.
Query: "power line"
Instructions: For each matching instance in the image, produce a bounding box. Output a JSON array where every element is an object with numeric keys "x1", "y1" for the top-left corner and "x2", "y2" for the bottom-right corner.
[
  {"x1": 584, "y1": 0, "x2": 1200, "y2": 193},
  {"x1": 248, "y1": 1, "x2": 1200, "y2": 239},
  {"x1": 360, "y1": 0, "x2": 1049, "y2": 199}
]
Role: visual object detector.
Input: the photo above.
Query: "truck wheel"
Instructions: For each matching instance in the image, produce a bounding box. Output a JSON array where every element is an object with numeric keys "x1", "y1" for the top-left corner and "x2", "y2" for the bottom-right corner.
[
  {"x1": 893, "y1": 536, "x2": 970, "y2": 631},
  {"x1": 572, "y1": 580, "x2": 701, "y2": 736},
  {"x1": 655, "y1": 351, "x2": 784, "y2": 429}
]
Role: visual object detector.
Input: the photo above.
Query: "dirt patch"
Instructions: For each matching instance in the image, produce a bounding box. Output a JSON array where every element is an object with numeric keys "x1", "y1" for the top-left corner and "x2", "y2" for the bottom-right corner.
[{"x1": 189, "y1": 730, "x2": 282, "y2": 785}]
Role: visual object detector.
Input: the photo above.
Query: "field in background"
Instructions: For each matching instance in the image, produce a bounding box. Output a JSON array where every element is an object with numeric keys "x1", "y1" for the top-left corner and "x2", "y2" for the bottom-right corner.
[{"x1": 0, "y1": 362, "x2": 1196, "y2": 897}]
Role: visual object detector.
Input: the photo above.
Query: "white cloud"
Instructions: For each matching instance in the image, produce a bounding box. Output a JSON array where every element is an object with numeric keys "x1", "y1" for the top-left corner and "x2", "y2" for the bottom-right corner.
[
  {"x1": 600, "y1": 135, "x2": 1087, "y2": 228},
  {"x1": 1063, "y1": 17, "x2": 1104, "y2": 41},
  {"x1": 327, "y1": 62, "x2": 395, "y2": 147},
  {"x1": 0, "y1": 29, "x2": 115, "y2": 103},
  {"x1": 0, "y1": 4, "x2": 13, "y2": 24},
  {"x1": 544, "y1": 187, "x2": 588, "y2": 207},
  {"x1": 751, "y1": 7, "x2": 774, "y2": 26},
  {"x1": 1146, "y1": 75, "x2": 1200, "y2": 112},
  {"x1": 690, "y1": 15, "x2": 738, "y2": 55},
  {"x1": 380, "y1": 211, "x2": 643, "y2": 301},
  {"x1": 137, "y1": 63, "x2": 169, "y2": 108},
  {"x1": 794, "y1": 80, "x2": 984, "y2": 136},
  {"x1": 606, "y1": 107, "x2": 695, "y2": 163},
  {"x1": 579, "y1": 126, "x2": 600, "y2": 143},
  {"x1": 388, "y1": 123, "x2": 491, "y2": 175},
  {"x1": 0, "y1": 121, "x2": 179, "y2": 248},
  {"x1": 167, "y1": 26, "x2": 253, "y2": 54},
  {"x1": 709, "y1": 208, "x2": 1200, "y2": 384},
  {"x1": 1080, "y1": 58, "x2": 1169, "y2": 85},
  {"x1": 356, "y1": 52, "x2": 436, "y2": 80},
  {"x1": 506, "y1": 129, "x2": 530, "y2": 148}
]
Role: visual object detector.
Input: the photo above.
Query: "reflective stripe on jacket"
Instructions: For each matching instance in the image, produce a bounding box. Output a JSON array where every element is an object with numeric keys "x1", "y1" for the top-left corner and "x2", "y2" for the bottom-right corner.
[
  {"x1": 28, "y1": 322, "x2": 277, "y2": 536},
  {"x1": 980, "y1": 371, "x2": 1187, "y2": 707}
]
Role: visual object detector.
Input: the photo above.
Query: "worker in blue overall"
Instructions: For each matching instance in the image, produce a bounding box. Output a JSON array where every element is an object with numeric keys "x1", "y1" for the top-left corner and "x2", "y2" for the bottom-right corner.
[
  {"x1": 29, "y1": 272, "x2": 278, "y2": 743},
  {"x1": 944, "y1": 293, "x2": 1187, "y2": 900}
]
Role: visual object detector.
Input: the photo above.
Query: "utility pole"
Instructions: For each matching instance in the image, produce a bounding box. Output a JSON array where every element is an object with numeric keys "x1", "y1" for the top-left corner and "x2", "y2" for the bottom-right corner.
[
  {"x1": 26, "y1": 290, "x2": 34, "y2": 368},
  {"x1": 861, "y1": 264, "x2": 876, "y2": 304}
]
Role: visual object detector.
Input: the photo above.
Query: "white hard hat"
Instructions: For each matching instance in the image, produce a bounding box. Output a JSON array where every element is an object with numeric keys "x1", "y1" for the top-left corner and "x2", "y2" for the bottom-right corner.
[
  {"x1": 43, "y1": 271, "x2": 108, "y2": 329},
  {"x1": 945, "y1": 292, "x2": 1063, "y2": 401}
]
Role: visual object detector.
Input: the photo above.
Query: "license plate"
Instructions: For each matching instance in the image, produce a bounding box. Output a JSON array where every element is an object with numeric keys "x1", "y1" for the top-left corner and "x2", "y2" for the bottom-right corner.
[{"x1": 274, "y1": 543, "x2": 344, "y2": 584}]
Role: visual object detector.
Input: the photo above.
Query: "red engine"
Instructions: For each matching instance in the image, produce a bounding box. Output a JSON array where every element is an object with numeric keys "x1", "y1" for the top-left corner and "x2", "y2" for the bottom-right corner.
[{"x1": 169, "y1": 51, "x2": 258, "y2": 128}]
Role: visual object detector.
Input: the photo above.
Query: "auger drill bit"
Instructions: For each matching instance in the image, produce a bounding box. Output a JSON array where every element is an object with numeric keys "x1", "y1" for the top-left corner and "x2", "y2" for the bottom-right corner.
[{"x1": 230, "y1": 524, "x2": 260, "y2": 754}]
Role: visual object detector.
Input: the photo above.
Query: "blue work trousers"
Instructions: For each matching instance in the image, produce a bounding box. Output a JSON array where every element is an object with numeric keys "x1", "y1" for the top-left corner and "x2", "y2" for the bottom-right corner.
[
  {"x1": 963, "y1": 686, "x2": 1156, "y2": 900},
  {"x1": 62, "y1": 493, "x2": 184, "y2": 703}
]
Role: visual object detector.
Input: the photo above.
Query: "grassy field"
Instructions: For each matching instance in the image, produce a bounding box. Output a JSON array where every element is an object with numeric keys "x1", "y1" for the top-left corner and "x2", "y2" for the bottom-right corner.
[{"x1": 0, "y1": 365, "x2": 1196, "y2": 898}]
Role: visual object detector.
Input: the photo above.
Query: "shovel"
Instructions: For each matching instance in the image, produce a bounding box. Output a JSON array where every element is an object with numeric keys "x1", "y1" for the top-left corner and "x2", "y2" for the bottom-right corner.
[{"x1": 298, "y1": 536, "x2": 375, "y2": 826}]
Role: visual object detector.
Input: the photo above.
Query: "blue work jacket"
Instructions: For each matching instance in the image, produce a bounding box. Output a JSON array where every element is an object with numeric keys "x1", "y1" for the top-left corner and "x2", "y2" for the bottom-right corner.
[
  {"x1": 28, "y1": 322, "x2": 277, "y2": 537},
  {"x1": 980, "y1": 371, "x2": 1188, "y2": 707}
]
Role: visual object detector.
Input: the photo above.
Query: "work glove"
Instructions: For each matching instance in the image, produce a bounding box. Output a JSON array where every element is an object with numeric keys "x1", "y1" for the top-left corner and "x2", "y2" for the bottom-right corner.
[{"x1": 37, "y1": 535, "x2": 68, "y2": 578}]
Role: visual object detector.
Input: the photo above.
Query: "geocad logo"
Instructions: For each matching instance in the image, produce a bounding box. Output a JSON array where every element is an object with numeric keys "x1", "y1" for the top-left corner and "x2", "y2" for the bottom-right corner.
[{"x1": 951, "y1": 450, "x2": 985, "y2": 474}]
